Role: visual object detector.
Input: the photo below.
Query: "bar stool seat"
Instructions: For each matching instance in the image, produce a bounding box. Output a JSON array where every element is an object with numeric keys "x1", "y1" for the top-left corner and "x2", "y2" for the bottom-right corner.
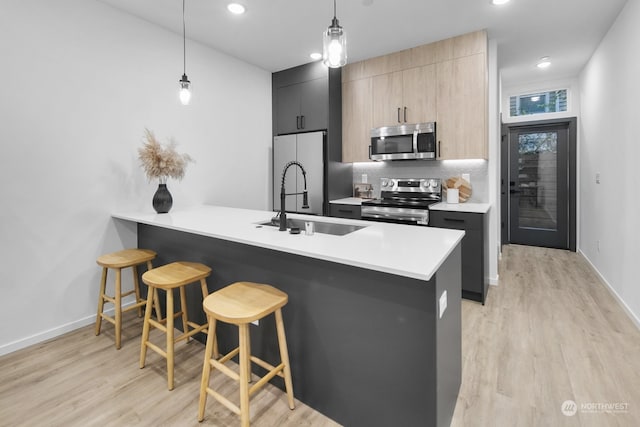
[
  {"x1": 140, "y1": 261, "x2": 212, "y2": 390},
  {"x1": 198, "y1": 281, "x2": 295, "y2": 426},
  {"x1": 95, "y1": 248, "x2": 160, "y2": 349}
]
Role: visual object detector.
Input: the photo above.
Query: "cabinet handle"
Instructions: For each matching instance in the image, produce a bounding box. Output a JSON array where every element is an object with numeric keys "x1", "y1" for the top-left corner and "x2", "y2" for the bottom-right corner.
[
  {"x1": 444, "y1": 218, "x2": 465, "y2": 223},
  {"x1": 403, "y1": 106, "x2": 407, "y2": 123},
  {"x1": 397, "y1": 107, "x2": 401, "y2": 123},
  {"x1": 301, "y1": 115, "x2": 305, "y2": 129},
  {"x1": 296, "y1": 116, "x2": 300, "y2": 129},
  {"x1": 438, "y1": 140, "x2": 441, "y2": 158}
]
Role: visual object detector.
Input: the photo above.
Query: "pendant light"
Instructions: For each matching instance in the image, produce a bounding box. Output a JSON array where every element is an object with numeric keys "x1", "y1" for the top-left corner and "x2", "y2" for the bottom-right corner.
[
  {"x1": 322, "y1": 0, "x2": 347, "y2": 68},
  {"x1": 178, "y1": 0, "x2": 191, "y2": 105}
]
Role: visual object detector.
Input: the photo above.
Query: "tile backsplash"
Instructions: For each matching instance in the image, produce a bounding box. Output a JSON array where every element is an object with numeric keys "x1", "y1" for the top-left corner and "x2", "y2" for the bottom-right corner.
[{"x1": 352, "y1": 160, "x2": 488, "y2": 202}]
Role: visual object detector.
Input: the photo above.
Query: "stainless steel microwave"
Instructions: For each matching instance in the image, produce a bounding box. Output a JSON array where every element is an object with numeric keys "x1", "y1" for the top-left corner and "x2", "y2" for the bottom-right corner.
[{"x1": 369, "y1": 122, "x2": 436, "y2": 161}]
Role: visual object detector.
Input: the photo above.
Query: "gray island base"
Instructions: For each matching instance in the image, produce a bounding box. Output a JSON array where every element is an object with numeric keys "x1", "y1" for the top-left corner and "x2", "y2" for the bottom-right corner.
[{"x1": 136, "y1": 222, "x2": 461, "y2": 427}]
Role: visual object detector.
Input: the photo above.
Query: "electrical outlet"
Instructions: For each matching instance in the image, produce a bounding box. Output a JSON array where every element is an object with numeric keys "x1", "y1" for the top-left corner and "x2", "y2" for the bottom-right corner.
[
  {"x1": 251, "y1": 320, "x2": 259, "y2": 326},
  {"x1": 596, "y1": 172, "x2": 601, "y2": 184}
]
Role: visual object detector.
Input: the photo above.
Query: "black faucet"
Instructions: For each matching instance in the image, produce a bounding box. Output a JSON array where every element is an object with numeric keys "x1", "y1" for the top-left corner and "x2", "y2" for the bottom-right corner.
[{"x1": 279, "y1": 160, "x2": 309, "y2": 231}]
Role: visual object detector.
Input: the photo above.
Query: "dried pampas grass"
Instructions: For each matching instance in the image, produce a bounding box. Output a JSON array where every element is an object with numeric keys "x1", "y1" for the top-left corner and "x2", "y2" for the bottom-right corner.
[{"x1": 138, "y1": 128, "x2": 193, "y2": 181}]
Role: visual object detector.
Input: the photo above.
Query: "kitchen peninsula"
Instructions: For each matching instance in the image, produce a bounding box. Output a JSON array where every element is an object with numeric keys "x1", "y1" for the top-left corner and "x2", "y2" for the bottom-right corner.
[{"x1": 113, "y1": 205, "x2": 464, "y2": 427}]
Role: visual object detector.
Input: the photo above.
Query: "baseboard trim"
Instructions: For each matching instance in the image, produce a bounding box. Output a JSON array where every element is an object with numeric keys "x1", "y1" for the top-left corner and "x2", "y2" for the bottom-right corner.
[
  {"x1": 579, "y1": 249, "x2": 640, "y2": 331},
  {"x1": 489, "y1": 274, "x2": 499, "y2": 286},
  {"x1": 0, "y1": 301, "x2": 135, "y2": 357}
]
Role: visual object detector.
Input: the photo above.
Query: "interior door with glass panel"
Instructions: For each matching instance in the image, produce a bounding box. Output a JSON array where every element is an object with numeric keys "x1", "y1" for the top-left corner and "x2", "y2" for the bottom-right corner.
[{"x1": 508, "y1": 124, "x2": 568, "y2": 249}]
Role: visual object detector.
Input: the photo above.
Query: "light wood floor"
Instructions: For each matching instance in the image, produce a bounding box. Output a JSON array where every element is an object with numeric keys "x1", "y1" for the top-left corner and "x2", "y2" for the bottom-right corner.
[
  {"x1": 451, "y1": 245, "x2": 640, "y2": 427},
  {"x1": 1, "y1": 245, "x2": 639, "y2": 426},
  {"x1": 0, "y1": 313, "x2": 341, "y2": 427}
]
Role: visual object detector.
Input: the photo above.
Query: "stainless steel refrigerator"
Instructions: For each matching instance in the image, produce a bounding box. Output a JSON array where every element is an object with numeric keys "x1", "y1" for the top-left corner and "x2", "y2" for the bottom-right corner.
[{"x1": 273, "y1": 131, "x2": 324, "y2": 215}]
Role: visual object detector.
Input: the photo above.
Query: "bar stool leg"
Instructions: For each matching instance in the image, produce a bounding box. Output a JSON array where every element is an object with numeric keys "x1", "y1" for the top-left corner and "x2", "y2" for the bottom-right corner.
[
  {"x1": 200, "y1": 279, "x2": 218, "y2": 358},
  {"x1": 167, "y1": 288, "x2": 175, "y2": 390},
  {"x1": 139, "y1": 286, "x2": 155, "y2": 368},
  {"x1": 114, "y1": 268, "x2": 123, "y2": 349},
  {"x1": 95, "y1": 267, "x2": 108, "y2": 336},
  {"x1": 179, "y1": 285, "x2": 190, "y2": 342},
  {"x1": 132, "y1": 265, "x2": 143, "y2": 317},
  {"x1": 198, "y1": 317, "x2": 217, "y2": 422},
  {"x1": 149, "y1": 259, "x2": 162, "y2": 322},
  {"x1": 239, "y1": 323, "x2": 251, "y2": 427},
  {"x1": 275, "y1": 308, "x2": 295, "y2": 410}
]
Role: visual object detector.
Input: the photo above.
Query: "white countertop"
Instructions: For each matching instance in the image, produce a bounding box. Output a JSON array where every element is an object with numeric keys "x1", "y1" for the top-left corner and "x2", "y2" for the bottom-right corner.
[
  {"x1": 112, "y1": 205, "x2": 464, "y2": 281},
  {"x1": 329, "y1": 197, "x2": 364, "y2": 205},
  {"x1": 429, "y1": 202, "x2": 491, "y2": 214}
]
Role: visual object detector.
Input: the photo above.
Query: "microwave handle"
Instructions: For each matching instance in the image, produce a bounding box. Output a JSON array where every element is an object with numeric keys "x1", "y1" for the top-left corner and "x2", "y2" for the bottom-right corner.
[
  {"x1": 412, "y1": 131, "x2": 418, "y2": 153},
  {"x1": 368, "y1": 145, "x2": 372, "y2": 160}
]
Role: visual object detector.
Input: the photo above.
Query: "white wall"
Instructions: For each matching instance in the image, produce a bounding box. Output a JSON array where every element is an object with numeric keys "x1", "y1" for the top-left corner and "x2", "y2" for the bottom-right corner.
[
  {"x1": 578, "y1": 0, "x2": 640, "y2": 325},
  {"x1": 0, "y1": 0, "x2": 272, "y2": 354}
]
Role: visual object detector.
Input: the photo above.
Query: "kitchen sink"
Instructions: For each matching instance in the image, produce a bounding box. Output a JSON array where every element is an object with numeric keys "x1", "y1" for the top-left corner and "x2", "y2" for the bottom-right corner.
[{"x1": 257, "y1": 218, "x2": 367, "y2": 236}]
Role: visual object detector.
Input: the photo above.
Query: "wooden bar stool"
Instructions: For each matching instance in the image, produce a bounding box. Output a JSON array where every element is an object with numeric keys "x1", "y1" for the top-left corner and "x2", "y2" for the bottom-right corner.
[
  {"x1": 95, "y1": 248, "x2": 160, "y2": 349},
  {"x1": 140, "y1": 261, "x2": 212, "y2": 390},
  {"x1": 198, "y1": 282, "x2": 295, "y2": 426}
]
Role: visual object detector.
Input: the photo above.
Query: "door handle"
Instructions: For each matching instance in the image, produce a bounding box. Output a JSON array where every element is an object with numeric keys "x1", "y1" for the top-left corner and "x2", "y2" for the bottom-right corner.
[
  {"x1": 397, "y1": 107, "x2": 401, "y2": 123},
  {"x1": 403, "y1": 107, "x2": 407, "y2": 123}
]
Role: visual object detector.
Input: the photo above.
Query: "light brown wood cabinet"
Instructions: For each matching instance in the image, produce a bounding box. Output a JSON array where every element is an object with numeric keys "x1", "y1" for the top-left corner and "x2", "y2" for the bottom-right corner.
[
  {"x1": 436, "y1": 52, "x2": 487, "y2": 160},
  {"x1": 372, "y1": 65, "x2": 436, "y2": 128},
  {"x1": 341, "y1": 30, "x2": 487, "y2": 163},
  {"x1": 342, "y1": 78, "x2": 372, "y2": 163}
]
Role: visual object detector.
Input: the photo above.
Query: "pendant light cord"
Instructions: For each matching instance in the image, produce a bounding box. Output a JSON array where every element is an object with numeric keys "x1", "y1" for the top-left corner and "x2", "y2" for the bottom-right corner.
[
  {"x1": 182, "y1": 0, "x2": 186, "y2": 75},
  {"x1": 333, "y1": 0, "x2": 337, "y2": 19}
]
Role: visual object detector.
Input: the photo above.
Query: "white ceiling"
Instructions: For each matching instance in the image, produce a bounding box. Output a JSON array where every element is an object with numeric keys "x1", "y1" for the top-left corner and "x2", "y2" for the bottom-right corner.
[{"x1": 97, "y1": 0, "x2": 627, "y2": 85}]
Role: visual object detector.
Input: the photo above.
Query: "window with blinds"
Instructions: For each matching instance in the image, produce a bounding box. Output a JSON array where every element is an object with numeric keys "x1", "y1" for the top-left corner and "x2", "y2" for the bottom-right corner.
[{"x1": 509, "y1": 89, "x2": 568, "y2": 117}]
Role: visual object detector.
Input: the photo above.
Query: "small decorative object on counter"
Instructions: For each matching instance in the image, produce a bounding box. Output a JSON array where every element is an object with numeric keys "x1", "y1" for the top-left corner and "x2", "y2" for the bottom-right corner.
[
  {"x1": 443, "y1": 176, "x2": 472, "y2": 203},
  {"x1": 353, "y1": 183, "x2": 374, "y2": 199},
  {"x1": 138, "y1": 128, "x2": 193, "y2": 213}
]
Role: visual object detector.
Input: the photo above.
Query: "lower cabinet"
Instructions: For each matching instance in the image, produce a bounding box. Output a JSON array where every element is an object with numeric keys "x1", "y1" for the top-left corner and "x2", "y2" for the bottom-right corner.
[
  {"x1": 429, "y1": 210, "x2": 487, "y2": 304},
  {"x1": 330, "y1": 203, "x2": 361, "y2": 219}
]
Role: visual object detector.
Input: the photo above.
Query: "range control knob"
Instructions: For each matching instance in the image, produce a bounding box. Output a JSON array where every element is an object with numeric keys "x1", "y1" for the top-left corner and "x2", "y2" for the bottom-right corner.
[
  {"x1": 429, "y1": 179, "x2": 438, "y2": 188},
  {"x1": 421, "y1": 181, "x2": 430, "y2": 188}
]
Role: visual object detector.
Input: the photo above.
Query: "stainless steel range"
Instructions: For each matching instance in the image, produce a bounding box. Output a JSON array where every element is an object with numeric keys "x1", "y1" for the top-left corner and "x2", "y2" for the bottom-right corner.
[{"x1": 361, "y1": 178, "x2": 442, "y2": 225}]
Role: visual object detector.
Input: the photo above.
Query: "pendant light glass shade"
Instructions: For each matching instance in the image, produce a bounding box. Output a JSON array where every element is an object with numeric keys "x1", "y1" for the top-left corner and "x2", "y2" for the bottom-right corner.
[
  {"x1": 179, "y1": 74, "x2": 191, "y2": 105},
  {"x1": 178, "y1": 0, "x2": 191, "y2": 105},
  {"x1": 322, "y1": 1, "x2": 347, "y2": 68}
]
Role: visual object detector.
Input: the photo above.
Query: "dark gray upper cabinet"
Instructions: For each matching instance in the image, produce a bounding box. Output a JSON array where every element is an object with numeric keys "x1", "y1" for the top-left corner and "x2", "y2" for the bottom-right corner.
[
  {"x1": 272, "y1": 62, "x2": 353, "y2": 213},
  {"x1": 276, "y1": 77, "x2": 328, "y2": 134}
]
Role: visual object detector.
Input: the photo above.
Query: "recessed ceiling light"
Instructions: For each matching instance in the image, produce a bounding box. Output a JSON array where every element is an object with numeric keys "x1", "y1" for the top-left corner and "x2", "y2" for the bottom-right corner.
[
  {"x1": 227, "y1": 3, "x2": 246, "y2": 15},
  {"x1": 491, "y1": 0, "x2": 510, "y2": 5},
  {"x1": 310, "y1": 52, "x2": 322, "y2": 60},
  {"x1": 537, "y1": 57, "x2": 551, "y2": 69}
]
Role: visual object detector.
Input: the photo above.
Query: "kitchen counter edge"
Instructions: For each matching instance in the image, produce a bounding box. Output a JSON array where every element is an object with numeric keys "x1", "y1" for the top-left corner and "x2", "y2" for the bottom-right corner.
[{"x1": 112, "y1": 205, "x2": 464, "y2": 282}]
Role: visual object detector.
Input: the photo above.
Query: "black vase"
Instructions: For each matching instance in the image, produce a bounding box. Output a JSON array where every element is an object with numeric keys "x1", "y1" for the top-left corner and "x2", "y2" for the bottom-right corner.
[{"x1": 152, "y1": 183, "x2": 173, "y2": 213}]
